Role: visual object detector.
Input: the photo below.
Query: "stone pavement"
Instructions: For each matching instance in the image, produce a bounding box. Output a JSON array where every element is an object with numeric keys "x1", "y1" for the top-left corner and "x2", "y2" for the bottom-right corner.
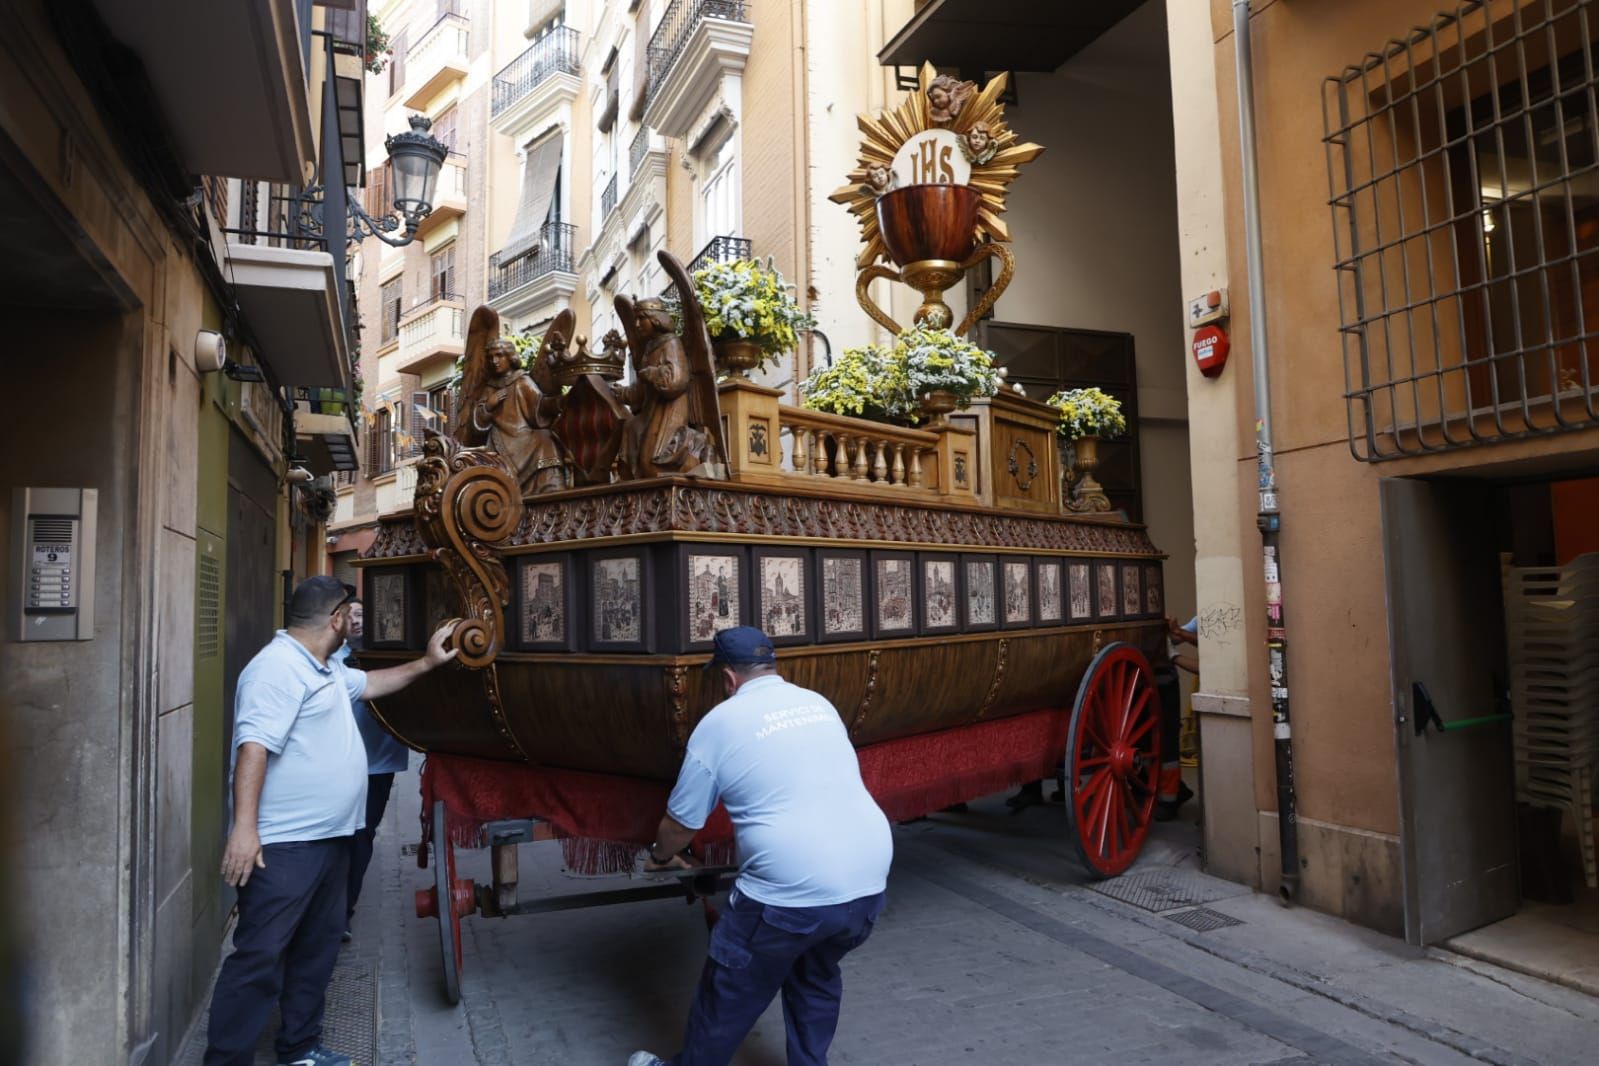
[
  {"x1": 187, "y1": 764, "x2": 1599, "y2": 1064},
  {"x1": 371, "y1": 765, "x2": 1599, "y2": 1066}
]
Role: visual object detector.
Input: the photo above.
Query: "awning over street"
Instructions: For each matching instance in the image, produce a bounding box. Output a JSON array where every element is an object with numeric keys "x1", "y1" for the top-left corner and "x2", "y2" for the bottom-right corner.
[
  {"x1": 500, "y1": 135, "x2": 564, "y2": 263},
  {"x1": 877, "y1": 0, "x2": 1146, "y2": 73}
]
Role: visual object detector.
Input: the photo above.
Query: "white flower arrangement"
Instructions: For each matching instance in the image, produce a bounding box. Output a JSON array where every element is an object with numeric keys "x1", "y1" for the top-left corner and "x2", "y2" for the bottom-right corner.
[
  {"x1": 692, "y1": 257, "x2": 816, "y2": 369},
  {"x1": 893, "y1": 325, "x2": 1002, "y2": 404},
  {"x1": 1046, "y1": 387, "x2": 1127, "y2": 440}
]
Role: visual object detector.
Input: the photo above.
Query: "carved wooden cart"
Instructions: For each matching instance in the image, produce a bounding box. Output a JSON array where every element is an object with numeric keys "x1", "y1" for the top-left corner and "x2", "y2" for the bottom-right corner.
[
  {"x1": 355, "y1": 67, "x2": 1166, "y2": 1005},
  {"x1": 355, "y1": 372, "x2": 1169, "y2": 1004}
]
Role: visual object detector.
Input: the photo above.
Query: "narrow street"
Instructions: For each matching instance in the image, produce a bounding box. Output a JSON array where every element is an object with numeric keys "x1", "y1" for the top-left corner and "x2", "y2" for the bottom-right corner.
[{"x1": 178, "y1": 766, "x2": 1597, "y2": 1065}]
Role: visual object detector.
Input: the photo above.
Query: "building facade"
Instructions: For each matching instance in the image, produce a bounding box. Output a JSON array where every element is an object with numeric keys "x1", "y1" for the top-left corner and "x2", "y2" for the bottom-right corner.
[
  {"x1": 1169, "y1": 0, "x2": 1599, "y2": 951},
  {"x1": 1, "y1": 0, "x2": 367, "y2": 1060}
]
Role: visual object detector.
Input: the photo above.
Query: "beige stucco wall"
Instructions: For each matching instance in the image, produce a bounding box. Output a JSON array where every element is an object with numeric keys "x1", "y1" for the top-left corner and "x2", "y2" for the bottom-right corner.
[{"x1": 1191, "y1": 0, "x2": 1599, "y2": 930}]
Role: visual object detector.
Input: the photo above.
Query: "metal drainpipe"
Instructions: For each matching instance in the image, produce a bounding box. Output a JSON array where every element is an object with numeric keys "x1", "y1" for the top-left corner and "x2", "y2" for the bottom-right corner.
[{"x1": 1232, "y1": 0, "x2": 1300, "y2": 903}]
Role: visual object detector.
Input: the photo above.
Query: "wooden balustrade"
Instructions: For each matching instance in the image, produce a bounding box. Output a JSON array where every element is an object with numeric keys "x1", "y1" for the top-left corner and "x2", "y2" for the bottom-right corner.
[{"x1": 716, "y1": 379, "x2": 977, "y2": 500}]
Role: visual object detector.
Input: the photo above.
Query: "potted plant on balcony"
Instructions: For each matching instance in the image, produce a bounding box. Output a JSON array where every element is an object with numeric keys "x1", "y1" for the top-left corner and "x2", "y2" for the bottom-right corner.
[
  {"x1": 894, "y1": 325, "x2": 1002, "y2": 422},
  {"x1": 799, "y1": 343, "x2": 916, "y2": 424},
  {"x1": 692, "y1": 257, "x2": 815, "y2": 378},
  {"x1": 1047, "y1": 386, "x2": 1126, "y2": 512}
]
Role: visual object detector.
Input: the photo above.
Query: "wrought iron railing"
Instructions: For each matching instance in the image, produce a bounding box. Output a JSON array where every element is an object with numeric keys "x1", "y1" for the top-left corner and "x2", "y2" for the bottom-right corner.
[
  {"x1": 629, "y1": 126, "x2": 651, "y2": 183},
  {"x1": 647, "y1": 0, "x2": 748, "y2": 105},
  {"x1": 688, "y1": 234, "x2": 750, "y2": 273},
  {"x1": 224, "y1": 183, "x2": 327, "y2": 252},
  {"x1": 600, "y1": 173, "x2": 619, "y2": 219},
  {"x1": 488, "y1": 221, "x2": 578, "y2": 299},
  {"x1": 492, "y1": 26, "x2": 581, "y2": 117}
]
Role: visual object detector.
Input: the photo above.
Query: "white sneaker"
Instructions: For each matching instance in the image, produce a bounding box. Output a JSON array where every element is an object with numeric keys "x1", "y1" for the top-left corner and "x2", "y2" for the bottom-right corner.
[{"x1": 627, "y1": 1053, "x2": 666, "y2": 1066}]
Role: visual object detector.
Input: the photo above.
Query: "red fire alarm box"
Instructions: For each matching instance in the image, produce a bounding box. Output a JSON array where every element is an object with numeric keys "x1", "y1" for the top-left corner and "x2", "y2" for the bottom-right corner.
[{"x1": 1192, "y1": 324, "x2": 1229, "y2": 378}]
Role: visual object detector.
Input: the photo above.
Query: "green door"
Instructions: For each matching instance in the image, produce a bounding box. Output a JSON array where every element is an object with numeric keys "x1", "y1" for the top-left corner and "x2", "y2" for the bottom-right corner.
[{"x1": 191, "y1": 375, "x2": 230, "y2": 991}]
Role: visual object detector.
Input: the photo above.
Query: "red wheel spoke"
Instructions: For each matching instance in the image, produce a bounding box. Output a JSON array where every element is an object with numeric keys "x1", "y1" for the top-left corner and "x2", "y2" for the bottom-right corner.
[
  {"x1": 1077, "y1": 755, "x2": 1111, "y2": 771},
  {"x1": 1125, "y1": 712, "x2": 1156, "y2": 747}
]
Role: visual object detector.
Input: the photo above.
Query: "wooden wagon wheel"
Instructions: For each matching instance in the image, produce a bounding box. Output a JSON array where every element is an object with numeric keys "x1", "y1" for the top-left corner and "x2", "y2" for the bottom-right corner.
[
  {"x1": 413, "y1": 800, "x2": 471, "y2": 1004},
  {"x1": 1064, "y1": 642, "x2": 1160, "y2": 878}
]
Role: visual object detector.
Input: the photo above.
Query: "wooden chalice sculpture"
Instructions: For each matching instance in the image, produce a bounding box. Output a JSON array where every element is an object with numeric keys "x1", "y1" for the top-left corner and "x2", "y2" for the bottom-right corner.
[{"x1": 855, "y1": 184, "x2": 1014, "y2": 337}]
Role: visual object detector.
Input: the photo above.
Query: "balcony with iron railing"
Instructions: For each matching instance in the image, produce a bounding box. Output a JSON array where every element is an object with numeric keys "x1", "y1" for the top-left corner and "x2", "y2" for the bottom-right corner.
[
  {"x1": 629, "y1": 126, "x2": 651, "y2": 183},
  {"x1": 600, "y1": 173, "x2": 619, "y2": 220},
  {"x1": 403, "y1": 11, "x2": 470, "y2": 109},
  {"x1": 645, "y1": 0, "x2": 751, "y2": 137},
  {"x1": 396, "y1": 292, "x2": 466, "y2": 375},
  {"x1": 491, "y1": 26, "x2": 582, "y2": 130},
  {"x1": 488, "y1": 220, "x2": 578, "y2": 302},
  {"x1": 225, "y1": 183, "x2": 327, "y2": 252},
  {"x1": 689, "y1": 234, "x2": 751, "y2": 273}
]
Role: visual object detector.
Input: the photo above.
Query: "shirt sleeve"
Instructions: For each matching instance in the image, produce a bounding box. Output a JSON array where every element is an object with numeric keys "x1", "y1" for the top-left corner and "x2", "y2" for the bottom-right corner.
[
  {"x1": 233, "y1": 677, "x2": 305, "y2": 755},
  {"x1": 665, "y1": 751, "x2": 719, "y2": 831},
  {"x1": 343, "y1": 665, "x2": 368, "y2": 703}
]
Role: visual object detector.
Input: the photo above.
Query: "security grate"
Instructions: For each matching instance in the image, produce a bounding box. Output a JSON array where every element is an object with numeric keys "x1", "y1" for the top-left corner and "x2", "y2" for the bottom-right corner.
[
  {"x1": 197, "y1": 552, "x2": 221, "y2": 659},
  {"x1": 1165, "y1": 906, "x2": 1246, "y2": 933},
  {"x1": 1324, "y1": 1, "x2": 1599, "y2": 460},
  {"x1": 172, "y1": 961, "x2": 377, "y2": 1065},
  {"x1": 1087, "y1": 868, "x2": 1239, "y2": 913}
]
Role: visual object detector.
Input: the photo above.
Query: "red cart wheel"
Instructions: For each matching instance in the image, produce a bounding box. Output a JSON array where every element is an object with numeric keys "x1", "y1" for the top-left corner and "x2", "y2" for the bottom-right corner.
[
  {"x1": 1065, "y1": 643, "x2": 1160, "y2": 879},
  {"x1": 413, "y1": 800, "x2": 471, "y2": 1004}
]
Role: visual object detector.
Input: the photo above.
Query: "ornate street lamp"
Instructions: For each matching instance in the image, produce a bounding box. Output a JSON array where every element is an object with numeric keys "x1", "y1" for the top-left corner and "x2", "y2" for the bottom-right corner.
[{"x1": 349, "y1": 114, "x2": 449, "y2": 246}]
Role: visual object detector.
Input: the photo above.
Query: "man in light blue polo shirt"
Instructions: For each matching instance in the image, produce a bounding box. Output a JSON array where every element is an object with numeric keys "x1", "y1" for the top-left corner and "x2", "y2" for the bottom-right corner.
[
  {"x1": 204, "y1": 576, "x2": 459, "y2": 1066},
  {"x1": 630, "y1": 626, "x2": 892, "y2": 1066},
  {"x1": 334, "y1": 599, "x2": 410, "y2": 940}
]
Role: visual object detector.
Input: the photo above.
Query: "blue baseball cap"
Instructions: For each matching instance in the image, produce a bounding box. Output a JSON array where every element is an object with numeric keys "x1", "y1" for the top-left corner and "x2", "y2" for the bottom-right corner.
[{"x1": 704, "y1": 625, "x2": 777, "y2": 672}]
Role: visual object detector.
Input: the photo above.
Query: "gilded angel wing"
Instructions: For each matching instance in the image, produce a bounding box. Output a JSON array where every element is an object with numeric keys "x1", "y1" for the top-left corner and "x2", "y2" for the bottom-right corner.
[
  {"x1": 658, "y1": 250, "x2": 727, "y2": 469},
  {"x1": 454, "y1": 305, "x2": 503, "y2": 445}
]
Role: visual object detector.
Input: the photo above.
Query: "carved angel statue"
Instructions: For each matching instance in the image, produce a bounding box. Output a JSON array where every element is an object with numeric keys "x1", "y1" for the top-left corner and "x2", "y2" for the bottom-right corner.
[
  {"x1": 961, "y1": 122, "x2": 999, "y2": 165},
  {"x1": 453, "y1": 305, "x2": 569, "y2": 496},
  {"x1": 613, "y1": 251, "x2": 727, "y2": 479}
]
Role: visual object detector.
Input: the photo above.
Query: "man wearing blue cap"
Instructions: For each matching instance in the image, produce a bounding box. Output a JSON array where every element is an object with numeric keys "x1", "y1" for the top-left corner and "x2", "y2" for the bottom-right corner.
[{"x1": 629, "y1": 626, "x2": 893, "y2": 1066}]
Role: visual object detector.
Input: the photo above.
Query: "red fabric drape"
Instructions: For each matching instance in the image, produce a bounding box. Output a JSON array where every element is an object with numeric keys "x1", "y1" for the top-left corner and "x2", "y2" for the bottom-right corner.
[{"x1": 420, "y1": 706, "x2": 1069, "y2": 873}]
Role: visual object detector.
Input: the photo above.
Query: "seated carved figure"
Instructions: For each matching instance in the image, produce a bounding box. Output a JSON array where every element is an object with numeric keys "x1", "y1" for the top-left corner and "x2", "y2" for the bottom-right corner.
[
  {"x1": 614, "y1": 251, "x2": 727, "y2": 480},
  {"x1": 454, "y1": 306, "x2": 568, "y2": 496}
]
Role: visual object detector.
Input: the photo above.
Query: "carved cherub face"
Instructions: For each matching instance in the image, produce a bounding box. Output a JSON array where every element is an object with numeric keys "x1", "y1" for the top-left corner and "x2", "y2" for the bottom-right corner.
[
  {"x1": 866, "y1": 164, "x2": 892, "y2": 190},
  {"x1": 928, "y1": 84, "x2": 951, "y2": 111},
  {"x1": 966, "y1": 123, "x2": 992, "y2": 154},
  {"x1": 927, "y1": 75, "x2": 968, "y2": 123}
]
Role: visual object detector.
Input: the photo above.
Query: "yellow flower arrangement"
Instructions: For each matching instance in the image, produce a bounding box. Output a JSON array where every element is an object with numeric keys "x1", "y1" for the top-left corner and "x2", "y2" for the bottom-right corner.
[{"x1": 1046, "y1": 387, "x2": 1126, "y2": 440}]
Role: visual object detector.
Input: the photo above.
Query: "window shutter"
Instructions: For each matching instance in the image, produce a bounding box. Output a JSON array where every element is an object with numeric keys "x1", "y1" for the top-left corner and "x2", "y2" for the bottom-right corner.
[
  {"x1": 410, "y1": 390, "x2": 430, "y2": 456},
  {"x1": 363, "y1": 417, "x2": 377, "y2": 474}
]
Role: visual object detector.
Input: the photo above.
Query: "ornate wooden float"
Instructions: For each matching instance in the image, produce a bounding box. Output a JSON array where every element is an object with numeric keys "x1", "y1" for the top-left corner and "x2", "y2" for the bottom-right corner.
[{"x1": 355, "y1": 65, "x2": 1171, "y2": 1004}]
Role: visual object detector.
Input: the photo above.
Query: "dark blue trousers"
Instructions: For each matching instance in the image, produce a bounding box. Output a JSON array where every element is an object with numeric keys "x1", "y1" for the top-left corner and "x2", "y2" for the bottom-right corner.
[
  {"x1": 668, "y1": 889, "x2": 886, "y2": 1066},
  {"x1": 204, "y1": 838, "x2": 350, "y2": 1066},
  {"x1": 346, "y1": 772, "x2": 394, "y2": 922}
]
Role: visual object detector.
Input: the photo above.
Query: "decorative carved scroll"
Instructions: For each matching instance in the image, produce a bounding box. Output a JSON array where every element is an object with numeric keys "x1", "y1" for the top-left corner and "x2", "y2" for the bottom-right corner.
[
  {"x1": 414, "y1": 434, "x2": 525, "y2": 670},
  {"x1": 849, "y1": 649, "x2": 882, "y2": 741},
  {"x1": 977, "y1": 637, "x2": 1008, "y2": 718},
  {"x1": 666, "y1": 664, "x2": 690, "y2": 748}
]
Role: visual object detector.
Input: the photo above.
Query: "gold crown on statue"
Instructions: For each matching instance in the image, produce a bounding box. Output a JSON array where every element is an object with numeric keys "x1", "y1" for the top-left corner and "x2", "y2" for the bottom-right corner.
[{"x1": 549, "y1": 328, "x2": 627, "y2": 385}]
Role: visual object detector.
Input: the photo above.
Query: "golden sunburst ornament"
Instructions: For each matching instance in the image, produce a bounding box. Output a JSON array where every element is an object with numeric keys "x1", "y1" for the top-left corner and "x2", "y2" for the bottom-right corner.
[{"x1": 829, "y1": 63, "x2": 1044, "y2": 270}]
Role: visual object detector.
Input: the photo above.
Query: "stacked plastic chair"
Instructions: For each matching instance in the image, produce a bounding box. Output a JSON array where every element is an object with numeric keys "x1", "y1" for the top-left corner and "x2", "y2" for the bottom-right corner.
[{"x1": 1503, "y1": 552, "x2": 1599, "y2": 889}]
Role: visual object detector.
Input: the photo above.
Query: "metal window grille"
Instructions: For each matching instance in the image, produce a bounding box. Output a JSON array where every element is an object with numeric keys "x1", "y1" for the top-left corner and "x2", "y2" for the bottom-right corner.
[
  {"x1": 688, "y1": 234, "x2": 750, "y2": 273},
  {"x1": 1325, "y1": 0, "x2": 1599, "y2": 460}
]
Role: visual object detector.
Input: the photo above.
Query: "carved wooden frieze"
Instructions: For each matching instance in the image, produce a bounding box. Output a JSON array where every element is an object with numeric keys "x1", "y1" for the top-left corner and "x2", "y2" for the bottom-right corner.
[{"x1": 365, "y1": 481, "x2": 1159, "y2": 561}]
